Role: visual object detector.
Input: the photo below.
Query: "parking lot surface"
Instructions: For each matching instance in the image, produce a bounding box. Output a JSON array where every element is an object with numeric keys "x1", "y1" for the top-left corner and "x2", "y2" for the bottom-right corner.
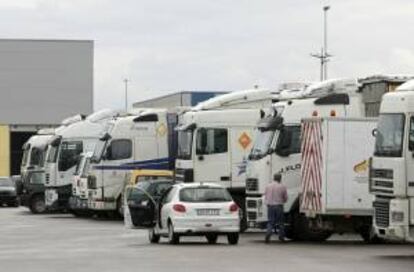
[{"x1": 0, "y1": 207, "x2": 413, "y2": 272}]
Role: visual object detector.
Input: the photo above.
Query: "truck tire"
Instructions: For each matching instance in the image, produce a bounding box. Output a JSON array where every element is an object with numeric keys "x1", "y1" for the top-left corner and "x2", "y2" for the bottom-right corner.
[
  {"x1": 292, "y1": 212, "x2": 332, "y2": 242},
  {"x1": 227, "y1": 233, "x2": 239, "y2": 245},
  {"x1": 30, "y1": 195, "x2": 46, "y2": 214},
  {"x1": 206, "y1": 234, "x2": 218, "y2": 244},
  {"x1": 359, "y1": 226, "x2": 383, "y2": 244}
]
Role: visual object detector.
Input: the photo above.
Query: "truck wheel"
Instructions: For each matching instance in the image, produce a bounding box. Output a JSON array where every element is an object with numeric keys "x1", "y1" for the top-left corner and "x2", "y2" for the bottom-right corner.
[
  {"x1": 148, "y1": 228, "x2": 160, "y2": 244},
  {"x1": 30, "y1": 195, "x2": 46, "y2": 214},
  {"x1": 206, "y1": 234, "x2": 218, "y2": 244},
  {"x1": 292, "y1": 212, "x2": 331, "y2": 242},
  {"x1": 359, "y1": 226, "x2": 383, "y2": 244},
  {"x1": 168, "y1": 222, "x2": 180, "y2": 244},
  {"x1": 227, "y1": 233, "x2": 239, "y2": 245},
  {"x1": 117, "y1": 197, "x2": 124, "y2": 219}
]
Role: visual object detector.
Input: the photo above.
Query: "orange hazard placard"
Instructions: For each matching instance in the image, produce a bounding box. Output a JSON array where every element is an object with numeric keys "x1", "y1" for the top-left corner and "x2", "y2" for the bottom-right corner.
[{"x1": 238, "y1": 132, "x2": 251, "y2": 149}]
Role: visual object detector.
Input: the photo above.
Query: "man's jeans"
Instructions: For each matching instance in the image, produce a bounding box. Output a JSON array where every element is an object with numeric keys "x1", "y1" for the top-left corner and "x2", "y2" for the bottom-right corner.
[{"x1": 266, "y1": 204, "x2": 285, "y2": 240}]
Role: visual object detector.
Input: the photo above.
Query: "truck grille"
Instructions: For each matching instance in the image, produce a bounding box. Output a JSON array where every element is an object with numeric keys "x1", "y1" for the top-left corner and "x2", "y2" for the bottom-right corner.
[
  {"x1": 374, "y1": 180, "x2": 393, "y2": 188},
  {"x1": 373, "y1": 200, "x2": 390, "y2": 228},
  {"x1": 247, "y1": 211, "x2": 257, "y2": 221},
  {"x1": 246, "y1": 200, "x2": 257, "y2": 208},
  {"x1": 246, "y1": 178, "x2": 258, "y2": 192},
  {"x1": 174, "y1": 168, "x2": 193, "y2": 183},
  {"x1": 371, "y1": 168, "x2": 393, "y2": 179},
  {"x1": 45, "y1": 173, "x2": 50, "y2": 183}
]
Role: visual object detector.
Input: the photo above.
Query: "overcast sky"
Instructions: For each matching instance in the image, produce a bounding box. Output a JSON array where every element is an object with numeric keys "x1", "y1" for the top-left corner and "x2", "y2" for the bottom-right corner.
[{"x1": 0, "y1": 0, "x2": 413, "y2": 110}]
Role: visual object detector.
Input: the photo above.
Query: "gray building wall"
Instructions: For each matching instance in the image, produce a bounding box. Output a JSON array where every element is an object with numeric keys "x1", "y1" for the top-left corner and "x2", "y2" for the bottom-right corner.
[
  {"x1": 0, "y1": 39, "x2": 93, "y2": 125},
  {"x1": 133, "y1": 91, "x2": 226, "y2": 109}
]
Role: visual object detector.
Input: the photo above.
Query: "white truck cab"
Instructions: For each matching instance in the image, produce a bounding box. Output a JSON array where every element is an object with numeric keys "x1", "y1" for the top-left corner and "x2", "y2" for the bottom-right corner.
[
  {"x1": 371, "y1": 80, "x2": 414, "y2": 242},
  {"x1": 87, "y1": 109, "x2": 177, "y2": 217},
  {"x1": 44, "y1": 110, "x2": 120, "y2": 211}
]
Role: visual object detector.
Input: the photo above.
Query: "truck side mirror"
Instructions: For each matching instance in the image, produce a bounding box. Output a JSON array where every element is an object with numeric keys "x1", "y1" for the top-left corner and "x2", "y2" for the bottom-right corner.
[{"x1": 105, "y1": 145, "x2": 112, "y2": 160}]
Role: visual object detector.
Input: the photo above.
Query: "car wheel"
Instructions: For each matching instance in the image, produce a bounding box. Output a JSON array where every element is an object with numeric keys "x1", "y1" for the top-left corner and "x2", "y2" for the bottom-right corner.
[
  {"x1": 227, "y1": 233, "x2": 239, "y2": 245},
  {"x1": 168, "y1": 222, "x2": 180, "y2": 245},
  {"x1": 206, "y1": 234, "x2": 218, "y2": 244},
  {"x1": 149, "y1": 228, "x2": 160, "y2": 244},
  {"x1": 30, "y1": 195, "x2": 46, "y2": 214}
]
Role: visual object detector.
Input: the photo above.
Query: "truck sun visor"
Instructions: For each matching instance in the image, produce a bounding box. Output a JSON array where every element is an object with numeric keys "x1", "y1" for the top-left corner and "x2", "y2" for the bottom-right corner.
[
  {"x1": 175, "y1": 123, "x2": 196, "y2": 131},
  {"x1": 314, "y1": 93, "x2": 350, "y2": 105},
  {"x1": 133, "y1": 114, "x2": 159, "y2": 122}
]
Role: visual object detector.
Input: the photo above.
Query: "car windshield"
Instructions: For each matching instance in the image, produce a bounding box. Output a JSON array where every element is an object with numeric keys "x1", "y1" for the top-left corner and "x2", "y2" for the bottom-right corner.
[
  {"x1": 0, "y1": 178, "x2": 13, "y2": 187},
  {"x1": 179, "y1": 187, "x2": 232, "y2": 202},
  {"x1": 177, "y1": 130, "x2": 193, "y2": 160},
  {"x1": 250, "y1": 130, "x2": 275, "y2": 160},
  {"x1": 374, "y1": 113, "x2": 405, "y2": 157}
]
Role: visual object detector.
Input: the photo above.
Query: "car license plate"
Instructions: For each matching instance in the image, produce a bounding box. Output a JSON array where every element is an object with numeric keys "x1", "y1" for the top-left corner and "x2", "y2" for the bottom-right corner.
[
  {"x1": 197, "y1": 209, "x2": 219, "y2": 216},
  {"x1": 45, "y1": 189, "x2": 58, "y2": 206}
]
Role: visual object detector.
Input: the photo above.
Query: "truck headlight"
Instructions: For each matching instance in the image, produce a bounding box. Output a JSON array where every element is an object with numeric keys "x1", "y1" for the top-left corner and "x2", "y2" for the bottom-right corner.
[{"x1": 391, "y1": 211, "x2": 404, "y2": 222}]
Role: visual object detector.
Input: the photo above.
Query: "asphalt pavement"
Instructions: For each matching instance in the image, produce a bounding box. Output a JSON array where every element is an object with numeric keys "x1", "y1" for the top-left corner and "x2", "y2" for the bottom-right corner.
[{"x1": 0, "y1": 207, "x2": 413, "y2": 272}]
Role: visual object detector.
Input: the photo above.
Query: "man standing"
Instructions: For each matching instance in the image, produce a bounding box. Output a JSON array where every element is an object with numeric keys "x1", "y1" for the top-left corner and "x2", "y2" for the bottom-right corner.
[{"x1": 264, "y1": 173, "x2": 288, "y2": 243}]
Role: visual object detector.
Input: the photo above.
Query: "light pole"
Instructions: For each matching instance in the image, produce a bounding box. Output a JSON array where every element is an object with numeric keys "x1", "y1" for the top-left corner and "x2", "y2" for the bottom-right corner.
[
  {"x1": 123, "y1": 78, "x2": 129, "y2": 111},
  {"x1": 311, "y1": 5, "x2": 332, "y2": 81}
]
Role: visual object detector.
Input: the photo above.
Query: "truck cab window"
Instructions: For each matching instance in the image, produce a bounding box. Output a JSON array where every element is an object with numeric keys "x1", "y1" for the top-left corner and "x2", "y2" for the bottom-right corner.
[
  {"x1": 409, "y1": 117, "x2": 414, "y2": 151},
  {"x1": 276, "y1": 125, "x2": 301, "y2": 155},
  {"x1": 58, "y1": 141, "x2": 83, "y2": 172},
  {"x1": 107, "y1": 139, "x2": 132, "y2": 160},
  {"x1": 196, "y1": 128, "x2": 228, "y2": 155}
]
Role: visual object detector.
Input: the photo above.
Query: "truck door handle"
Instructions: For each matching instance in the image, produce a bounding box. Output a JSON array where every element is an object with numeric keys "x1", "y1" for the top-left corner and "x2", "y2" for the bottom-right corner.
[
  {"x1": 198, "y1": 155, "x2": 204, "y2": 161},
  {"x1": 220, "y1": 176, "x2": 230, "y2": 181}
]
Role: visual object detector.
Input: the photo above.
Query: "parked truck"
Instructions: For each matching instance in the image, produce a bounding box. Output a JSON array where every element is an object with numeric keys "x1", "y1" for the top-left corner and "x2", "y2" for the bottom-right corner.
[
  {"x1": 370, "y1": 79, "x2": 414, "y2": 242},
  {"x1": 87, "y1": 109, "x2": 177, "y2": 217},
  {"x1": 18, "y1": 129, "x2": 55, "y2": 213},
  {"x1": 175, "y1": 88, "x2": 288, "y2": 229},
  {"x1": 300, "y1": 117, "x2": 377, "y2": 241},
  {"x1": 44, "y1": 109, "x2": 120, "y2": 211},
  {"x1": 245, "y1": 76, "x2": 412, "y2": 240}
]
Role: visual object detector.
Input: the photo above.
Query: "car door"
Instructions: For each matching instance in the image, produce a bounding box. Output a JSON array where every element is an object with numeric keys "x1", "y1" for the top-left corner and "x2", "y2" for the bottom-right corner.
[
  {"x1": 127, "y1": 186, "x2": 156, "y2": 228},
  {"x1": 159, "y1": 187, "x2": 176, "y2": 230}
]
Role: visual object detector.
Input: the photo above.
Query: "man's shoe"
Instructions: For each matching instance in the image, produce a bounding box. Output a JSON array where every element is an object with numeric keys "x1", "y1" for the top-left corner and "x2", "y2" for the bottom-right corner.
[
  {"x1": 265, "y1": 235, "x2": 271, "y2": 243},
  {"x1": 279, "y1": 237, "x2": 286, "y2": 243}
]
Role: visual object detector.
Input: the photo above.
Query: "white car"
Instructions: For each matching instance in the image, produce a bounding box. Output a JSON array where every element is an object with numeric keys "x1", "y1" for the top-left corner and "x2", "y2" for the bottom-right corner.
[{"x1": 130, "y1": 182, "x2": 240, "y2": 245}]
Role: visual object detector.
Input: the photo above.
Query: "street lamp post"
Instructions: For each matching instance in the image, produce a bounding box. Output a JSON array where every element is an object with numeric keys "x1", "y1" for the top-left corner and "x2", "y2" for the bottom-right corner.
[
  {"x1": 311, "y1": 5, "x2": 332, "y2": 81},
  {"x1": 124, "y1": 78, "x2": 129, "y2": 111}
]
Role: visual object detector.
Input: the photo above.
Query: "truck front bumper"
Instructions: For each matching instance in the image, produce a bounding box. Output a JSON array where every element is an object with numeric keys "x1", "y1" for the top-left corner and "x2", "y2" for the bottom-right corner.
[
  {"x1": 88, "y1": 199, "x2": 116, "y2": 211},
  {"x1": 69, "y1": 196, "x2": 89, "y2": 210}
]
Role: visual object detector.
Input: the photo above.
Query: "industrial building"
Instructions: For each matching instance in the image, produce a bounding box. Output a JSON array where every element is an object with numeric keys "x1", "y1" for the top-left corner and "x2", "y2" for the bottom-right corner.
[
  {"x1": 0, "y1": 39, "x2": 93, "y2": 176},
  {"x1": 132, "y1": 91, "x2": 227, "y2": 109}
]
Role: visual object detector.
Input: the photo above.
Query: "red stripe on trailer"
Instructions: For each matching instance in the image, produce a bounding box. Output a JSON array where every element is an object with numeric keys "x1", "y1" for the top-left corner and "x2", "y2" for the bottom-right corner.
[{"x1": 301, "y1": 119, "x2": 323, "y2": 212}]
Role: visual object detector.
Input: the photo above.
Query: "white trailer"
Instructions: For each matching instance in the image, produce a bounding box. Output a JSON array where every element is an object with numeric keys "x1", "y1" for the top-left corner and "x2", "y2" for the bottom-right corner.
[
  {"x1": 300, "y1": 117, "x2": 377, "y2": 240},
  {"x1": 87, "y1": 109, "x2": 177, "y2": 216},
  {"x1": 370, "y1": 79, "x2": 414, "y2": 242},
  {"x1": 44, "y1": 110, "x2": 120, "y2": 211}
]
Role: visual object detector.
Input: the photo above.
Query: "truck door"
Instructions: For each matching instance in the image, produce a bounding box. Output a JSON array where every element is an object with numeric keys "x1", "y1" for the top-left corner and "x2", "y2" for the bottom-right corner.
[
  {"x1": 102, "y1": 139, "x2": 134, "y2": 199},
  {"x1": 193, "y1": 128, "x2": 231, "y2": 184},
  {"x1": 273, "y1": 125, "x2": 302, "y2": 210}
]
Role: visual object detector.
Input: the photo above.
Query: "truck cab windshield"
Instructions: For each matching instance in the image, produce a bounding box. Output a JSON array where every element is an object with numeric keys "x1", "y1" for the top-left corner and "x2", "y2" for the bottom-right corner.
[
  {"x1": 58, "y1": 141, "x2": 83, "y2": 172},
  {"x1": 374, "y1": 113, "x2": 405, "y2": 157},
  {"x1": 250, "y1": 130, "x2": 275, "y2": 160},
  {"x1": 177, "y1": 130, "x2": 193, "y2": 160}
]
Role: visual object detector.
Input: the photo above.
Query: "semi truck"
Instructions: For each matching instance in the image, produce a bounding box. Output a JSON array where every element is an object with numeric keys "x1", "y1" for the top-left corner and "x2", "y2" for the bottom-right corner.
[
  {"x1": 87, "y1": 109, "x2": 177, "y2": 217},
  {"x1": 245, "y1": 76, "x2": 412, "y2": 240},
  {"x1": 371, "y1": 79, "x2": 414, "y2": 242},
  {"x1": 44, "y1": 109, "x2": 120, "y2": 211},
  {"x1": 300, "y1": 117, "x2": 377, "y2": 241},
  {"x1": 18, "y1": 129, "x2": 55, "y2": 213},
  {"x1": 174, "y1": 88, "x2": 294, "y2": 229}
]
